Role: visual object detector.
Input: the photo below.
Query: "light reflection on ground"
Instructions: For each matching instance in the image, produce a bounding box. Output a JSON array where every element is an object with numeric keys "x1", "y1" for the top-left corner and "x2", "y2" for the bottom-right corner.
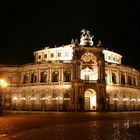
[{"x1": 0, "y1": 112, "x2": 140, "y2": 140}]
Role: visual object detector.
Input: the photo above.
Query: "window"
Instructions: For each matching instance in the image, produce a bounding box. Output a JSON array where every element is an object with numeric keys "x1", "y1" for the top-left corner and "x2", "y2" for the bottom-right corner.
[
  {"x1": 58, "y1": 53, "x2": 61, "y2": 57},
  {"x1": 65, "y1": 52, "x2": 69, "y2": 56},
  {"x1": 23, "y1": 73, "x2": 29, "y2": 84},
  {"x1": 112, "y1": 73, "x2": 116, "y2": 84},
  {"x1": 31, "y1": 73, "x2": 37, "y2": 83},
  {"x1": 40, "y1": 72, "x2": 47, "y2": 83},
  {"x1": 64, "y1": 93, "x2": 70, "y2": 100},
  {"x1": 51, "y1": 53, "x2": 54, "y2": 57},
  {"x1": 128, "y1": 76, "x2": 132, "y2": 85},
  {"x1": 44, "y1": 54, "x2": 47, "y2": 58},
  {"x1": 121, "y1": 74, "x2": 125, "y2": 84},
  {"x1": 64, "y1": 71, "x2": 71, "y2": 82},
  {"x1": 38, "y1": 55, "x2": 41, "y2": 59},
  {"x1": 52, "y1": 71, "x2": 59, "y2": 82},
  {"x1": 133, "y1": 77, "x2": 136, "y2": 86}
]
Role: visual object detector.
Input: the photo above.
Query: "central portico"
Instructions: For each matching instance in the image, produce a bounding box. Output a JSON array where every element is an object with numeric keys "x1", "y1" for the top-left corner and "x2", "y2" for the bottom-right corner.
[{"x1": 71, "y1": 29, "x2": 106, "y2": 111}]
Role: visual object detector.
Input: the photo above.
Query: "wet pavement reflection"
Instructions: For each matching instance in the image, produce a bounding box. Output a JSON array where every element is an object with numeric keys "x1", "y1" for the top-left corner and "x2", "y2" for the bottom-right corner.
[{"x1": 0, "y1": 112, "x2": 140, "y2": 140}]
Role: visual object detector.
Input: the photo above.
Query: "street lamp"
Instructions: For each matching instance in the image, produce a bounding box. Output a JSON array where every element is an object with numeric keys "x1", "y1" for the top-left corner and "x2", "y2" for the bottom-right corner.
[{"x1": 0, "y1": 79, "x2": 8, "y2": 115}]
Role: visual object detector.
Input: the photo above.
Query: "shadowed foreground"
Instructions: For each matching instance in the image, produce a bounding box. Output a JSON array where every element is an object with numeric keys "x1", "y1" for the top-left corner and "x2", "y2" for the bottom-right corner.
[{"x1": 0, "y1": 111, "x2": 140, "y2": 140}]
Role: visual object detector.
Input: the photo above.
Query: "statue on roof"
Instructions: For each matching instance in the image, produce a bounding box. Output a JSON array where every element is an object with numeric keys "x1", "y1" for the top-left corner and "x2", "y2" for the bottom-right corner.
[
  {"x1": 81, "y1": 29, "x2": 92, "y2": 38},
  {"x1": 80, "y1": 29, "x2": 94, "y2": 46}
]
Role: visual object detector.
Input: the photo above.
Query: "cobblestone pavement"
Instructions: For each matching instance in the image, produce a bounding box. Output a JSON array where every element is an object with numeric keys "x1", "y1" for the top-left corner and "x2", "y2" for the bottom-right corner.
[{"x1": 0, "y1": 111, "x2": 140, "y2": 140}]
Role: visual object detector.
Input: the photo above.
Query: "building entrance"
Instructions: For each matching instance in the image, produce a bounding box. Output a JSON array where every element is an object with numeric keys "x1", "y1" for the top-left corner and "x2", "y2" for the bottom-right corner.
[{"x1": 84, "y1": 89, "x2": 96, "y2": 111}]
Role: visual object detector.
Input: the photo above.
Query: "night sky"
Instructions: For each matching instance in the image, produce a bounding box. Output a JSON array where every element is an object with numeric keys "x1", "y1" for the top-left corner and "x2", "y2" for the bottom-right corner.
[{"x1": 1, "y1": 1, "x2": 140, "y2": 69}]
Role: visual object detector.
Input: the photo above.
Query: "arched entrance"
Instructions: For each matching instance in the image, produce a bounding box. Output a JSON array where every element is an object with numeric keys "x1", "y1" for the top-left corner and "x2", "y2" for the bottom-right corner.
[{"x1": 84, "y1": 89, "x2": 96, "y2": 111}]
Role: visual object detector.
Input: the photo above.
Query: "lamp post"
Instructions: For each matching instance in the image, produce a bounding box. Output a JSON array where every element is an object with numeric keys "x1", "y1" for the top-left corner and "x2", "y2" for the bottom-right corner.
[{"x1": 0, "y1": 79, "x2": 8, "y2": 115}]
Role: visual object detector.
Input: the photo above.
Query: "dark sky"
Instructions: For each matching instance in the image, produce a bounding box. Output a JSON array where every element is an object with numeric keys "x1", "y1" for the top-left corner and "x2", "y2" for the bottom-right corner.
[{"x1": 1, "y1": 1, "x2": 140, "y2": 69}]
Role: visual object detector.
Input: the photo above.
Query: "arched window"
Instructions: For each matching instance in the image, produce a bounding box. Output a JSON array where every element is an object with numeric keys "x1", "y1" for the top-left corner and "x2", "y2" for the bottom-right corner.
[
  {"x1": 133, "y1": 77, "x2": 136, "y2": 86},
  {"x1": 40, "y1": 94, "x2": 46, "y2": 100},
  {"x1": 121, "y1": 74, "x2": 125, "y2": 84},
  {"x1": 52, "y1": 71, "x2": 59, "y2": 82},
  {"x1": 112, "y1": 73, "x2": 116, "y2": 84},
  {"x1": 63, "y1": 93, "x2": 70, "y2": 111},
  {"x1": 64, "y1": 71, "x2": 71, "y2": 82},
  {"x1": 40, "y1": 72, "x2": 47, "y2": 83},
  {"x1": 64, "y1": 93, "x2": 70, "y2": 100},
  {"x1": 23, "y1": 73, "x2": 29, "y2": 84},
  {"x1": 31, "y1": 73, "x2": 37, "y2": 83},
  {"x1": 128, "y1": 75, "x2": 132, "y2": 85},
  {"x1": 52, "y1": 93, "x2": 58, "y2": 99},
  {"x1": 81, "y1": 67, "x2": 97, "y2": 81}
]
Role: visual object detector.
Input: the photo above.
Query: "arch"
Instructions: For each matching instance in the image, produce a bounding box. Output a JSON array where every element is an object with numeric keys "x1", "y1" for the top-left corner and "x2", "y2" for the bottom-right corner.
[
  {"x1": 64, "y1": 71, "x2": 71, "y2": 82},
  {"x1": 40, "y1": 94, "x2": 46, "y2": 111},
  {"x1": 81, "y1": 67, "x2": 97, "y2": 81},
  {"x1": 128, "y1": 75, "x2": 132, "y2": 85},
  {"x1": 63, "y1": 93, "x2": 70, "y2": 111},
  {"x1": 4, "y1": 94, "x2": 12, "y2": 110},
  {"x1": 30, "y1": 94, "x2": 36, "y2": 110},
  {"x1": 84, "y1": 89, "x2": 96, "y2": 111},
  {"x1": 112, "y1": 72, "x2": 116, "y2": 84},
  {"x1": 21, "y1": 94, "x2": 27, "y2": 110},
  {"x1": 52, "y1": 93, "x2": 58, "y2": 98},
  {"x1": 133, "y1": 77, "x2": 136, "y2": 86},
  {"x1": 31, "y1": 73, "x2": 37, "y2": 83},
  {"x1": 23, "y1": 73, "x2": 29, "y2": 84},
  {"x1": 64, "y1": 93, "x2": 70, "y2": 99},
  {"x1": 52, "y1": 71, "x2": 59, "y2": 82},
  {"x1": 121, "y1": 74, "x2": 125, "y2": 84},
  {"x1": 52, "y1": 93, "x2": 58, "y2": 111},
  {"x1": 40, "y1": 72, "x2": 47, "y2": 83}
]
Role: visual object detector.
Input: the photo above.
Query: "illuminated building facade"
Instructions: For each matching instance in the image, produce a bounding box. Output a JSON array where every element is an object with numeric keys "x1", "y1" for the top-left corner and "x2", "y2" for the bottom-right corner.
[{"x1": 0, "y1": 29, "x2": 140, "y2": 112}]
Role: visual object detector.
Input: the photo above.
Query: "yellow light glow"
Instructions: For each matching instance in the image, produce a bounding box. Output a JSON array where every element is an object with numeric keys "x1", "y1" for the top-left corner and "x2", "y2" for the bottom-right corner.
[
  {"x1": 90, "y1": 97, "x2": 96, "y2": 107},
  {"x1": 0, "y1": 79, "x2": 8, "y2": 87},
  {"x1": 123, "y1": 98, "x2": 128, "y2": 101},
  {"x1": 13, "y1": 97, "x2": 17, "y2": 101}
]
